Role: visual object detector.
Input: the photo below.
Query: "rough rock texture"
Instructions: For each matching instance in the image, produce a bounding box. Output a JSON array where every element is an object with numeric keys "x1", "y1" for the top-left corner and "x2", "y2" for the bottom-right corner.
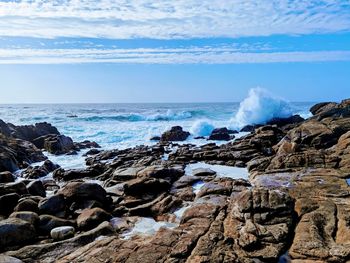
[{"x1": 160, "y1": 126, "x2": 190, "y2": 142}]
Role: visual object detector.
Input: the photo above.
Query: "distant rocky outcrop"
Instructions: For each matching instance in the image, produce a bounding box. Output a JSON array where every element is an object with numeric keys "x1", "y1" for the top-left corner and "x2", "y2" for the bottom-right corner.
[{"x1": 160, "y1": 126, "x2": 190, "y2": 141}]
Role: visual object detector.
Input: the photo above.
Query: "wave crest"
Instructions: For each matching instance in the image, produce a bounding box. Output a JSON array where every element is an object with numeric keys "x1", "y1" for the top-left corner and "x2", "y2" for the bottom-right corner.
[
  {"x1": 231, "y1": 87, "x2": 293, "y2": 128},
  {"x1": 190, "y1": 120, "x2": 215, "y2": 136}
]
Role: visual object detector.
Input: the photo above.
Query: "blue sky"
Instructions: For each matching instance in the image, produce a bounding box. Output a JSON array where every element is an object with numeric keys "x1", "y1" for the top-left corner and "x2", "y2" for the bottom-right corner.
[{"x1": 0, "y1": 0, "x2": 350, "y2": 103}]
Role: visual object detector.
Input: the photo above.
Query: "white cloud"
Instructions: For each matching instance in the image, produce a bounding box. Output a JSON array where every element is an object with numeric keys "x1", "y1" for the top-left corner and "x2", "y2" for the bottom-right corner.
[
  {"x1": 0, "y1": 47, "x2": 350, "y2": 64},
  {"x1": 0, "y1": 0, "x2": 349, "y2": 39}
]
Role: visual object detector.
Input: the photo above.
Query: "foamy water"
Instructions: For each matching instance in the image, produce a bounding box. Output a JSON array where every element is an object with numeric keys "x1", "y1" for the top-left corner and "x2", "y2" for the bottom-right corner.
[{"x1": 0, "y1": 89, "x2": 314, "y2": 169}]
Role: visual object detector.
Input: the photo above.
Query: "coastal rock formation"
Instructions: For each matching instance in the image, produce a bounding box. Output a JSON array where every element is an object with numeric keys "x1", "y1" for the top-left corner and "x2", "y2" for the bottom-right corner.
[
  {"x1": 160, "y1": 126, "x2": 190, "y2": 141},
  {"x1": 1, "y1": 99, "x2": 350, "y2": 262}
]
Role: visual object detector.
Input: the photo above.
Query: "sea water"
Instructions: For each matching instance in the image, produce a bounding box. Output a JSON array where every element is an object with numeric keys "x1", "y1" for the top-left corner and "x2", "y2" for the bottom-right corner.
[{"x1": 0, "y1": 89, "x2": 314, "y2": 168}]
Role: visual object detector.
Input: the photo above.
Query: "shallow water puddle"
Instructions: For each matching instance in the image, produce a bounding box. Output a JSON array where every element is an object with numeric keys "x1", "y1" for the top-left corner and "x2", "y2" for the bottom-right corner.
[
  {"x1": 185, "y1": 162, "x2": 249, "y2": 180},
  {"x1": 121, "y1": 217, "x2": 177, "y2": 239},
  {"x1": 192, "y1": 180, "x2": 205, "y2": 194}
]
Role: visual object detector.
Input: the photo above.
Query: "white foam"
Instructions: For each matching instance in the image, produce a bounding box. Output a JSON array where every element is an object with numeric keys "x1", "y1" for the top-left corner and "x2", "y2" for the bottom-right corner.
[
  {"x1": 190, "y1": 120, "x2": 215, "y2": 137},
  {"x1": 231, "y1": 87, "x2": 293, "y2": 128},
  {"x1": 121, "y1": 217, "x2": 177, "y2": 239}
]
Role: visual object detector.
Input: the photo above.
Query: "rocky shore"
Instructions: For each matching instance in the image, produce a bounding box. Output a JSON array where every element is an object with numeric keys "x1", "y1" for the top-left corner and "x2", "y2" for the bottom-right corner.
[{"x1": 1, "y1": 99, "x2": 350, "y2": 263}]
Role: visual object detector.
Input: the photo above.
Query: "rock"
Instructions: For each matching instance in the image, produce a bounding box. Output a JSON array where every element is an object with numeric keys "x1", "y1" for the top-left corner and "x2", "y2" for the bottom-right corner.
[
  {"x1": 38, "y1": 194, "x2": 66, "y2": 217},
  {"x1": 38, "y1": 215, "x2": 74, "y2": 235},
  {"x1": 50, "y1": 226, "x2": 75, "y2": 241},
  {"x1": 266, "y1": 114, "x2": 305, "y2": 127},
  {"x1": 0, "y1": 171, "x2": 14, "y2": 183},
  {"x1": 209, "y1": 128, "x2": 232, "y2": 141},
  {"x1": 74, "y1": 140, "x2": 101, "y2": 150},
  {"x1": 225, "y1": 188, "x2": 295, "y2": 260},
  {"x1": 160, "y1": 126, "x2": 190, "y2": 142},
  {"x1": 26, "y1": 180, "x2": 46, "y2": 197},
  {"x1": 0, "y1": 193, "x2": 20, "y2": 216},
  {"x1": 0, "y1": 119, "x2": 12, "y2": 137},
  {"x1": 57, "y1": 182, "x2": 108, "y2": 205},
  {"x1": 240, "y1": 124, "x2": 260, "y2": 132},
  {"x1": 192, "y1": 168, "x2": 216, "y2": 177},
  {"x1": 34, "y1": 134, "x2": 75, "y2": 154},
  {"x1": 0, "y1": 255, "x2": 24, "y2": 263},
  {"x1": 83, "y1": 149, "x2": 101, "y2": 156},
  {"x1": 53, "y1": 166, "x2": 103, "y2": 181},
  {"x1": 0, "y1": 218, "x2": 36, "y2": 248},
  {"x1": 11, "y1": 122, "x2": 60, "y2": 142},
  {"x1": 124, "y1": 177, "x2": 171, "y2": 196},
  {"x1": 0, "y1": 134, "x2": 46, "y2": 172},
  {"x1": 0, "y1": 181, "x2": 28, "y2": 196},
  {"x1": 77, "y1": 208, "x2": 112, "y2": 230},
  {"x1": 150, "y1": 136, "x2": 161, "y2": 141},
  {"x1": 9, "y1": 211, "x2": 39, "y2": 226},
  {"x1": 310, "y1": 102, "x2": 337, "y2": 115},
  {"x1": 13, "y1": 199, "x2": 38, "y2": 213}
]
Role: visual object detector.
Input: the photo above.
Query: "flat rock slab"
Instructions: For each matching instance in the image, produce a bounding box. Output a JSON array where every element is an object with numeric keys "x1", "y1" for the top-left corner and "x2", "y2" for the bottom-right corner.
[{"x1": 192, "y1": 168, "x2": 216, "y2": 177}]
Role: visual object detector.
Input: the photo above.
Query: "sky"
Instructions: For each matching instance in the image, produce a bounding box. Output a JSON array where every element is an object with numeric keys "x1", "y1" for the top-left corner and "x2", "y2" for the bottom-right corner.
[{"x1": 0, "y1": 0, "x2": 350, "y2": 103}]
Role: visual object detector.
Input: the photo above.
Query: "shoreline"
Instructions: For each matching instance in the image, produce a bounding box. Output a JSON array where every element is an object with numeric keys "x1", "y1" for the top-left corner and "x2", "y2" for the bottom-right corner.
[{"x1": 0, "y1": 99, "x2": 350, "y2": 262}]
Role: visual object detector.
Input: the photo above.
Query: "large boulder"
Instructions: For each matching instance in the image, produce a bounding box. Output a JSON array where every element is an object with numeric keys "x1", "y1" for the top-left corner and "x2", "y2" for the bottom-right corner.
[
  {"x1": 225, "y1": 188, "x2": 295, "y2": 261},
  {"x1": 38, "y1": 194, "x2": 66, "y2": 217},
  {"x1": 21, "y1": 160, "x2": 59, "y2": 179},
  {"x1": 160, "y1": 126, "x2": 190, "y2": 142},
  {"x1": 77, "y1": 208, "x2": 112, "y2": 230},
  {"x1": 38, "y1": 215, "x2": 74, "y2": 235},
  {"x1": 9, "y1": 211, "x2": 39, "y2": 226},
  {"x1": 33, "y1": 134, "x2": 75, "y2": 154},
  {"x1": 57, "y1": 182, "x2": 109, "y2": 205},
  {"x1": 0, "y1": 218, "x2": 36, "y2": 248},
  {"x1": 26, "y1": 180, "x2": 46, "y2": 197},
  {"x1": 0, "y1": 171, "x2": 15, "y2": 183},
  {"x1": 0, "y1": 193, "x2": 20, "y2": 216},
  {"x1": 124, "y1": 177, "x2": 171, "y2": 196},
  {"x1": 208, "y1": 128, "x2": 232, "y2": 141}
]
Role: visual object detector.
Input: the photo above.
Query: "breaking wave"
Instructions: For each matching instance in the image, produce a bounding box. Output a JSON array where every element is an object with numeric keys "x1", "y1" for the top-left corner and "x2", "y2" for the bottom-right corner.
[{"x1": 231, "y1": 87, "x2": 293, "y2": 128}]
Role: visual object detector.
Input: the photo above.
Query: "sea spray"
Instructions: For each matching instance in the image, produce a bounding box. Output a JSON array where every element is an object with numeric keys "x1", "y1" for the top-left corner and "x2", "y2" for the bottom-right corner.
[
  {"x1": 231, "y1": 87, "x2": 293, "y2": 128},
  {"x1": 190, "y1": 120, "x2": 215, "y2": 136}
]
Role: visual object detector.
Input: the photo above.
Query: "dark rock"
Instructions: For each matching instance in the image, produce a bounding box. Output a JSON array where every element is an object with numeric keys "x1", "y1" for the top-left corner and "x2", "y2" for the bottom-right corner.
[
  {"x1": 11, "y1": 122, "x2": 60, "y2": 142},
  {"x1": 0, "y1": 218, "x2": 36, "y2": 249},
  {"x1": 38, "y1": 214, "x2": 74, "y2": 235},
  {"x1": 57, "y1": 182, "x2": 108, "y2": 205},
  {"x1": 34, "y1": 134, "x2": 75, "y2": 154},
  {"x1": 160, "y1": 126, "x2": 190, "y2": 142},
  {"x1": 0, "y1": 193, "x2": 20, "y2": 216},
  {"x1": 194, "y1": 136, "x2": 205, "y2": 139},
  {"x1": 53, "y1": 165, "x2": 104, "y2": 181},
  {"x1": 310, "y1": 102, "x2": 337, "y2": 115},
  {"x1": 0, "y1": 181, "x2": 28, "y2": 196},
  {"x1": 38, "y1": 194, "x2": 66, "y2": 216},
  {"x1": 26, "y1": 180, "x2": 46, "y2": 197},
  {"x1": 209, "y1": 127, "x2": 232, "y2": 141},
  {"x1": 124, "y1": 177, "x2": 171, "y2": 196},
  {"x1": 9, "y1": 211, "x2": 39, "y2": 226},
  {"x1": 77, "y1": 208, "x2": 112, "y2": 230},
  {"x1": 240, "y1": 124, "x2": 260, "y2": 132},
  {"x1": 266, "y1": 114, "x2": 305, "y2": 127},
  {"x1": 0, "y1": 119, "x2": 12, "y2": 137},
  {"x1": 0, "y1": 171, "x2": 15, "y2": 183},
  {"x1": 83, "y1": 149, "x2": 101, "y2": 156},
  {"x1": 21, "y1": 160, "x2": 59, "y2": 179},
  {"x1": 75, "y1": 140, "x2": 101, "y2": 150},
  {"x1": 13, "y1": 199, "x2": 39, "y2": 213},
  {"x1": 150, "y1": 136, "x2": 161, "y2": 141},
  {"x1": 192, "y1": 168, "x2": 216, "y2": 177}
]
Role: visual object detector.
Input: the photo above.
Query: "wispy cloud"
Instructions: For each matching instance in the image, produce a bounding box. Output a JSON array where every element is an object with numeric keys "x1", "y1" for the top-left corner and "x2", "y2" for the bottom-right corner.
[
  {"x1": 1, "y1": 47, "x2": 350, "y2": 64},
  {"x1": 0, "y1": 0, "x2": 349, "y2": 39}
]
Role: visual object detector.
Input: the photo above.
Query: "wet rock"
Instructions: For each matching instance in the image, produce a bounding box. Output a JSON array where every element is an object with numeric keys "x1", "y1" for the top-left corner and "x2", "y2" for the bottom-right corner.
[
  {"x1": 53, "y1": 165, "x2": 104, "y2": 181},
  {"x1": 208, "y1": 127, "x2": 232, "y2": 141},
  {"x1": 310, "y1": 102, "x2": 337, "y2": 115},
  {"x1": 0, "y1": 171, "x2": 15, "y2": 183},
  {"x1": 38, "y1": 194, "x2": 66, "y2": 217},
  {"x1": 124, "y1": 177, "x2": 171, "y2": 196},
  {"x1": 50, "y1": 226, "x2": 75, "y2": 241},
  {"x1": 83, "y1": 148, "x2": 101, "y2": 156},
  {"x1": 13, "y1": 198, "x2": 39, "y2": 213},
  {"x1": 34, "y1": 134, "x2": 75, "y2": 155},
  {"x1": 26, "y1": 180, "x2": 46, "y2": 197},
  {"x1": 0, "y1": 218, "x2": 36, "y2": 248},
  {"x1": 192, "y1": 168, "x2": 216, "y2": 177},
  {"x1": 160, "y1": 126, "x2": 190, "y2": 142},
  {"x1": 74, "y1": 140, "x2": 101, "y2": 150},
  {"x1": 0, "y1": 193, "x2": 20, "y2": 216},
  {"x1": 150, "y1": 136, "x2": 161, "y2": 141},
  {"x1": 266, "y1": 114, "x2": 305, "y2": 127},
  {"x1": 57, "y1": 182, "x2": 108, "y2": 205},
  {"x1": 0, "y1": 134, "x2": 46, "y2": 172},
  {"x1": 11, "y1": 122, "x2": 60, "y2": 143},
  {"x1": 9, "y1": 211, "x2": 39, "y2": 226},
  {"x1": 77, "y1": 208, "x2": 112, "y2": 230},
  {"x1": 38, "y1": 215, "x2": 74, "y2": 235}
]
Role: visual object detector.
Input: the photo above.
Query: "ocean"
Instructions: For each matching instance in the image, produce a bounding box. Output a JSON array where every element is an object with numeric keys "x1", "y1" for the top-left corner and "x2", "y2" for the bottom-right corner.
[{"x1": 0, "y1": 89, "x2": 315, "y2": 169}]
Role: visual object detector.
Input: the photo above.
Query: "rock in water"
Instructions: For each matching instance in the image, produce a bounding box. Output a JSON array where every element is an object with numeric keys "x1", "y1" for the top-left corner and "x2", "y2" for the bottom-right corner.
[
  {"x1": 208, "y1": 128, "x2": 232, "y2": 141},
  {"x1": 160, "y1": 126, "x2": 190, "y2": 141}
]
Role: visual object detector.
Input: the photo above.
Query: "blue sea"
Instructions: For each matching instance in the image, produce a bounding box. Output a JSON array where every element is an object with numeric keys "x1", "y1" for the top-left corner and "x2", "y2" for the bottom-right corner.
[{"x1": 0, "y1": 89, "x2": 315, "y2": 169}]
